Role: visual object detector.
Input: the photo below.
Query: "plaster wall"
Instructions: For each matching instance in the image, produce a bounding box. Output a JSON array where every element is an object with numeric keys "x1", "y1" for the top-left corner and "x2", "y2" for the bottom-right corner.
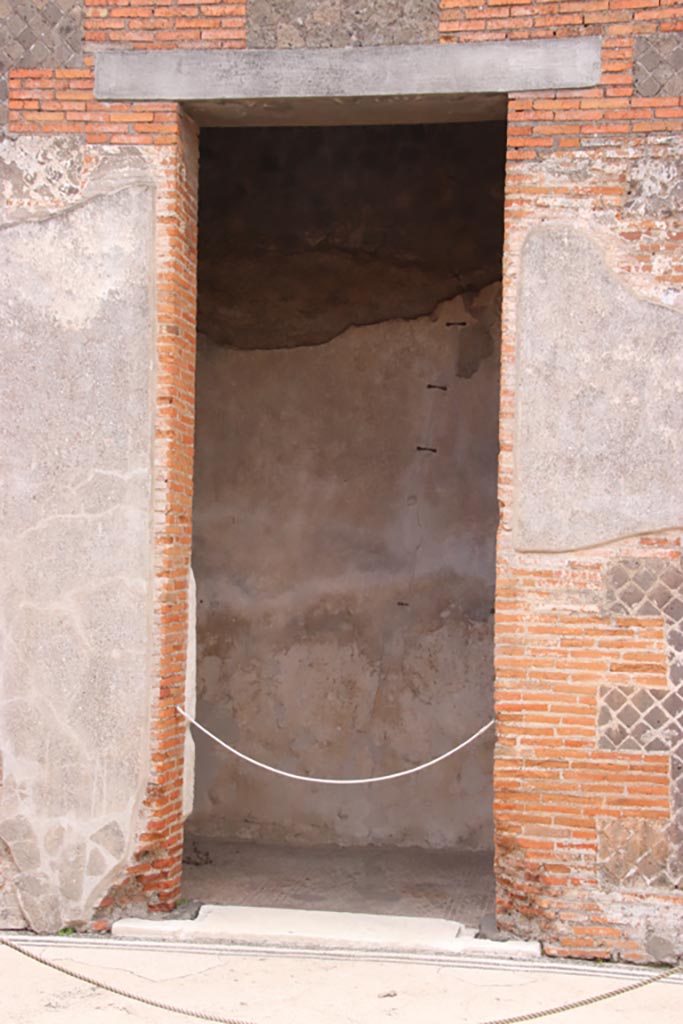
[
  {"x1": 515, "y1": 222, "x2": 683, "y2": 553},
  {"x1": 190, "y1": 124, "x2": 503, "y2": 849},
  {"x1": 0, "y1": 137, "x2": 160, "y2": 931}
]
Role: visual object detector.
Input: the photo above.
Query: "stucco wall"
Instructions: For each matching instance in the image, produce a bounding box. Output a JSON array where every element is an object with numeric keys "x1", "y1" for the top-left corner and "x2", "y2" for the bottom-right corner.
[
  {"x1": 190, "y1": 124, "x2": 503, "y2": 849},
  {"x1": 515, "y1": 221, "x2": 683, "y2": 553},
  {"x1": 0, "y1": 137, "x2": 159, "y2": 931}
]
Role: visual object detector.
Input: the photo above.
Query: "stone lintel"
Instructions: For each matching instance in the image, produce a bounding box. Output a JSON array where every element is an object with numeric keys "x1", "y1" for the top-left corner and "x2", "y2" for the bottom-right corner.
[{"x1": 95, "y1": 37, "x2": 601, "y2": 127}]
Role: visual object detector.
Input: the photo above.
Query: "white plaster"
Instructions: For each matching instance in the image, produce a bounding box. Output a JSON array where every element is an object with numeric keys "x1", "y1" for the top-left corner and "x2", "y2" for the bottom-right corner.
[
  {"x1": 0, "y1": 176, "x2": 157, "y2": 931},
  {"x1": 515, "y1": 223, "x2": 683, "y2": 553}
]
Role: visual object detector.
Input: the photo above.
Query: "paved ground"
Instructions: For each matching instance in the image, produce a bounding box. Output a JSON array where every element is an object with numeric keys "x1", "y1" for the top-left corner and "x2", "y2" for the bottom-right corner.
[
  {"x1": 1, "y1": 934, "x2": 681, "y2": 1024},
  {"x1": 182, "y1": 837, "x2": 495, "y2": 928}
]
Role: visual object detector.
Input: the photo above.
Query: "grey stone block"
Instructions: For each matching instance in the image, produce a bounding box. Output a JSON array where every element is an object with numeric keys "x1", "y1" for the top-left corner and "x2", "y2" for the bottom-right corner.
[{"x1": 95, "y1": 37, "x2": 602, "y2": 128}]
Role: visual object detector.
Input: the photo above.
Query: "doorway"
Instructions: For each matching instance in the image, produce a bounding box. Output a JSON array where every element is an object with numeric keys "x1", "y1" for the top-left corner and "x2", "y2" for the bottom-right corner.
[{"x1": 184, "y1": 121, "x2": 505, "y2": 928}]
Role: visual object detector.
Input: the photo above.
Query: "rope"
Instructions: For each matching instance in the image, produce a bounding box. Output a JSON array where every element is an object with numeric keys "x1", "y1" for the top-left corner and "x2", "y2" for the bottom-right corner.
[
  {"x1": 176, "y1": 706, "x2": 495, "y2": 785},
  {"x1": 1, "y1": 932, "x2": 679, "y2": 1024},
  {"x1": 478, "y1": 961, "x2": 682, "y2": 1024},
  {"x1": 0, "y1": 934, "x2": 253, "y2": 1024}
]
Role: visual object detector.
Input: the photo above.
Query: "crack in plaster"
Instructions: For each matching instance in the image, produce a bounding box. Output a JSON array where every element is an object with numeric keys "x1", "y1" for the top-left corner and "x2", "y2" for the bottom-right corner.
[{"x1": 0, "y1": 179, "x2": 156, "y2": 931}]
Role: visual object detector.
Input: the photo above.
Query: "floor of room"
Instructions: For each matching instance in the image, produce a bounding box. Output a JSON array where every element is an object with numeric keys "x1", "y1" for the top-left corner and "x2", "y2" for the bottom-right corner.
[{"x1": 182, "y1": 836, "x2": 495, "y2": 929}]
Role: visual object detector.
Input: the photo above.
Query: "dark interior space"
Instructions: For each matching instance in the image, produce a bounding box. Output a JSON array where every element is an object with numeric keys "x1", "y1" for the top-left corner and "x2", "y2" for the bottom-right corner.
[{"x1": 185, "y1": 121, "x2": 505, "y2": 925}]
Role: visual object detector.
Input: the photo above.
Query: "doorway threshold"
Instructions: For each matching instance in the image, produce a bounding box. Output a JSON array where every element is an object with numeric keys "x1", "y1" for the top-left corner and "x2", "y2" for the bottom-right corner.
[{"x1": 112, "y1": 904, "x2": 540, "y2": 959}]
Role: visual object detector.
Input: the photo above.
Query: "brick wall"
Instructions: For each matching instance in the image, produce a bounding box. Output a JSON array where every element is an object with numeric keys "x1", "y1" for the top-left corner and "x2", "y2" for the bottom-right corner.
[
  {"x1": 438, "y1": 5, "x2": 683, "y2": 960},
  {"x1": 126, "y1": 107, "x2": 199, "y2": 917},
  {"x1": 0, "y1": 0, "x2": 83, "y2": 124},
  {"x1": 83, "y1": 0, "x2": 246, "y2": 48},
  {"x1": 8, "y1": 63, "x2": 181, "y2": 142},
  {"x1": 440, "y1": 0, "x2": 682, "y2": 43},
  {"x1": 1, "y1": 1, "x2": 246, "y2": 122},
  {"x1": 2, "y1": 0, "x2": 683, "y2": 959}
]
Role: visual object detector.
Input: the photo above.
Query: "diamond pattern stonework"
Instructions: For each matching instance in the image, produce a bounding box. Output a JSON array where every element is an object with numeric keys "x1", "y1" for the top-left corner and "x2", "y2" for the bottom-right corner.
[
  {"x1": 597, "y1": 558, "x2": 683, "y2": 891},
  {"x1": 0, "y1": 0, "x2": 82, "y2": 123},
  {"x1": 634, "y1": 32, "x2": 683, "y2": 98}
]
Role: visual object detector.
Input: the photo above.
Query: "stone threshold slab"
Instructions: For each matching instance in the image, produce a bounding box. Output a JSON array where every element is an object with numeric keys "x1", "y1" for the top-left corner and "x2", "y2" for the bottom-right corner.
[
  {"x1": 95, "y1": 37, "x2": 601, "y2": 127},
  {"x1": 112, "y1": 905, "x2": 541, "y2": 959}
]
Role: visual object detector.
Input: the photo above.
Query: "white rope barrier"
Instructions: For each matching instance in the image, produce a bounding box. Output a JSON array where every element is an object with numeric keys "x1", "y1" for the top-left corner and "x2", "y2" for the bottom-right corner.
[{"x1": 176, "y1": 706, "x2": 495, "y2": 786}]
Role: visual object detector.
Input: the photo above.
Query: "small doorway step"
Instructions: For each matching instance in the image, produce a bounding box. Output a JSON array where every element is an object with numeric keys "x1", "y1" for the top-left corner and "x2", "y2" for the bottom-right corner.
[{"x1": 113, "y1": 840, "x2": 543, "y2": 956}]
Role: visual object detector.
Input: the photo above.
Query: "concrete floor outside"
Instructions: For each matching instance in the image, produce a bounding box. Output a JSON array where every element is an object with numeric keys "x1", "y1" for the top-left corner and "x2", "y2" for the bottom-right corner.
[{"x1": 2, "y1": 933, "x2": 682, "y2": 1023}]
